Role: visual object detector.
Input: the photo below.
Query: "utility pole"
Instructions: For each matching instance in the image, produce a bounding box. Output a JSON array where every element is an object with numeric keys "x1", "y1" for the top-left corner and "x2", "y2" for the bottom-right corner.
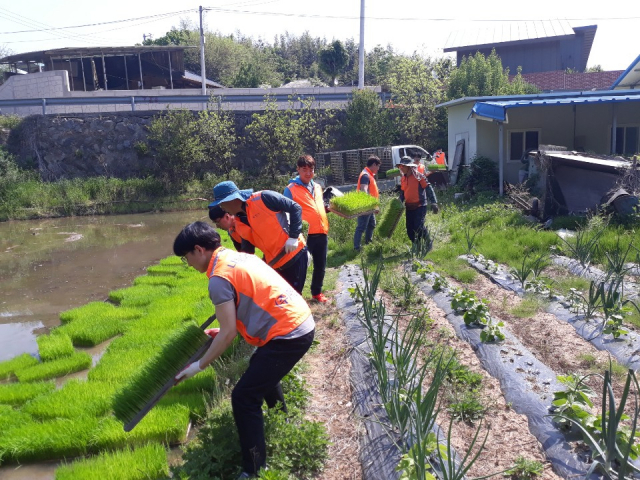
[
  {"x1": 358, "y1": 0, "x2": 365, "y2": 89},
  {"x1": 199, "y1": 6, "x2": 206, "y2": 96}
]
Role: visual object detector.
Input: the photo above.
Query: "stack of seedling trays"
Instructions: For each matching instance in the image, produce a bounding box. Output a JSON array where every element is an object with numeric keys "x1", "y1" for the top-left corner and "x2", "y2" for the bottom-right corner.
[
  {"x1": 328, "y1": 191, "x2": 380, "y2": 219},
  {"x1": 0, "y1": 251, "x2": 228, "y2": 478}
]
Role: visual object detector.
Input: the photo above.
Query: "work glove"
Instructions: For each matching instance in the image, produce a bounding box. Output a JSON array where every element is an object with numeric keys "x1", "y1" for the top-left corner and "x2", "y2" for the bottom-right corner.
[
  {"x1": 431, "y1": 204, "x2": 439, "y2": 214},
  {"x1": 175, "y1": 361, "x2": 204, "y2": 383},
  {"x1": 284, "y1": 237, "x2": 298, "y2": 254},
  {"x1": 204, "y1": 328, "x2": 220, "y2": 339}
]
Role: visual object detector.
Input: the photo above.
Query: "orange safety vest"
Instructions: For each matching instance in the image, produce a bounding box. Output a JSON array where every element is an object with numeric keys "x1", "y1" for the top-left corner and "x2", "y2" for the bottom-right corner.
[
  {"x1": 228, "y1": 217, "x2": 243, "y2": 245},
  {"x1": 233, "y1": 192, "x2": 306, "y2": 270},
  {"x1": 207, "y1": 248, "x2": 311, "y2": 347},
  {"x1": 286, "y1": 182, "x2": 329, "y2": 235},
  {"x1": 401, "y1": 173, "x2": 428, "y2": 206},
  {"x1": 357, "y1": 167, "x2": 379, "y2": 199}
]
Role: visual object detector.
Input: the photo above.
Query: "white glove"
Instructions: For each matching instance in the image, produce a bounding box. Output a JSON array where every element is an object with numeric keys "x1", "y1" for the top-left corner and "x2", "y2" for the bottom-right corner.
[
  {"x1": 175, "y1": 361, "x2": 203, "y2": 383},
  {"x1": 284, "y1": 237, "x2": 298, "y2": 254}
]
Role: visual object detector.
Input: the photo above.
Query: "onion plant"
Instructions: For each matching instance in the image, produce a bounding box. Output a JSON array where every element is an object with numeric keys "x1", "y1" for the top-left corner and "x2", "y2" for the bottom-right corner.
[
  {"x1": 55, "y1": 443, "x2": 169, "y2": 480},
  {"x1": 329, "y1": 191, "x2": 379, "y2": 217},
  {"x1": 15, "y1": 351, "x2": 92, "y2": 382},
  {"x1": 557, "y1": 222, "x2": 606, "y2": 267},
  {"x1": 112, "y1": 323, "x2": 210, "y2": 426},
  {"x1": 0, "y1": 381, "x2": 55, "y2": 406},
  {"x1": 603, "y1": 236, "x2": 635, "y2": 278},
  {"x1": 37, "y1": 333, "x2": 74, "y2": 361},
  {"x1": 0, "y1": 353, "x2": 38, "y2": 380}
]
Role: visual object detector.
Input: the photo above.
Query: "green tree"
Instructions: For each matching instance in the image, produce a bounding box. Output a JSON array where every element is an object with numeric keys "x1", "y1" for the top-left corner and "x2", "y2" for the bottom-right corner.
[
  {"x1": 386, "y1": 56, "x2": 447, "y2": 151},
  {"x1": 344, "y1": 89, "x2": 396, "y2": 148},
  {"x1": 244, "y1": 98, "x2": 304, "y2": 178},
  {"x1": 318, "y1": 40, "x2": 349, "y2": 86},
  {"x1": 295, "y1": 98, "x2": 338, "y2": 155},
  {"x1": 148, "y1": 109, "x2": 236, "y2": 187},
  {"x1": 447, "y1": 49, "x2": 538, "y2": 100}
]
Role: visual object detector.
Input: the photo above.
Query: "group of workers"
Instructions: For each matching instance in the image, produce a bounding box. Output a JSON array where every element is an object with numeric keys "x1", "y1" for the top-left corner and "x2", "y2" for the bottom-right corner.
[{"x1": 172, "y1": 152, "x2": 438, "y2": 479}]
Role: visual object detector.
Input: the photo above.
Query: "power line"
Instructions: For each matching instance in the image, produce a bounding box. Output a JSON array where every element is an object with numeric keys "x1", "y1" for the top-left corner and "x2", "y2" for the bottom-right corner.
[{"x1": 0, "y1": 8, "x2": 195, "y2": 35}]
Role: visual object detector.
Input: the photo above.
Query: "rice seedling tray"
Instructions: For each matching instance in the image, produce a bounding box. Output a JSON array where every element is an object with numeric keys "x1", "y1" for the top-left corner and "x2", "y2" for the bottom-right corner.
[
  {"x1": 118, "y1": 315, "x2": 216, "y2": 432},
  {"x1": 328, "y1": 207, "x2": 378, "y2": 219}
]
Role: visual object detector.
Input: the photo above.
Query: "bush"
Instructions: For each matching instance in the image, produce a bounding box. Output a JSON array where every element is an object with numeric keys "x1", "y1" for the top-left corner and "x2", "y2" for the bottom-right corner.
[{"x1": 459, "y1": 155, "x2": 499, "y2": 192}]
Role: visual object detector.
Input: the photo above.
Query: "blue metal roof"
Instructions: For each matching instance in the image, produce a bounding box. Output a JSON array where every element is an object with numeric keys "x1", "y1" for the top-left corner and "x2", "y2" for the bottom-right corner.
[
  {"x1": 610, "y1": 54, "x2": 640, "y2": 90},
  {"x1": 470, "y1": 91, "x2": 640, "y2": 122}
]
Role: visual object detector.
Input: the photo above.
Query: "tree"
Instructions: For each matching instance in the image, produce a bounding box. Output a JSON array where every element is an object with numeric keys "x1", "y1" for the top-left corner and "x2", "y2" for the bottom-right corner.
[
  {"x1": 318, "y1": 40, "x2": 349, "y2": 85},
  {"x1": 295, "y1": 98, "x2": 338, "y2": 155},
  {"x1": 344, "y1": 89, "x2": 396, "y2": 148},
  {"x1": 148, "y1": 109, "x2": 236, "y2": 187},
  {"x1": 385, "y1": 56, "x2": 447, "y2": 151},
  {"x1": 447, "y1": 49, "x2": 538, "y2": 100}
]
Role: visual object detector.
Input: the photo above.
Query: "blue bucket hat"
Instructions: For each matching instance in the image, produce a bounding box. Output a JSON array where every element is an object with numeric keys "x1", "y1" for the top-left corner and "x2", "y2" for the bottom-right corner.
[{"x1": 208, "y1": 181, "x2": 253, "y2": 208}]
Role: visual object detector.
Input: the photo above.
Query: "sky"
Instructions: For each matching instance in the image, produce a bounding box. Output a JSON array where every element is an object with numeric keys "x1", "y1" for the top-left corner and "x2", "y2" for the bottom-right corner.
[{"x1": 0, "y1": 0, "x2": 638, "y2": 72}]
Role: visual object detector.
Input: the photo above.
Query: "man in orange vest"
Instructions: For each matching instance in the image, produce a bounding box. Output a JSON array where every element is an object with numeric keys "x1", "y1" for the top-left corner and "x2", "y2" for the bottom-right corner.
[
  {"x1": 353, "y1": 155, "x2": 381, "y2": 251},
  {"x1": 397, "y1": 156, "x2": 438, "y2": 244},
  {"x1": 209, "y1": 181, "x2": 308, "y2": 294},
  {"x1": 174, "y1": 221, "x2": 314, "y2": 479},
  {"x1": 283, "y1": 154, "x2": 330, "y2": 303},
  {"x1": 208, "y1": 204, "x2": 255, "y2": 254}
]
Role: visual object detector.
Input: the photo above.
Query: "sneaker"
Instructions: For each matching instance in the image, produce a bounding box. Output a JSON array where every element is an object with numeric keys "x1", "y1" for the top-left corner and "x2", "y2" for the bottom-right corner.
[{"x1": 312, "y1": 293, "x2": 329, "y2": 303}]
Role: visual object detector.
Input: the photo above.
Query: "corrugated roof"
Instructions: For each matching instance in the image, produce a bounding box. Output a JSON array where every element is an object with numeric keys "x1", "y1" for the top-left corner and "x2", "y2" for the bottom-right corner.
[
  {"x1": 611, "y1": 54, "x2": 640, "y2": 90},
  {"x1": 444, "y1": 20, "x2": 576, "y2": 51},
  {"x1": 0, "y1": 46, "x2": 195, "y2": 64},
  {"x1": 516, "y1": 70, "x2": 625, "y2": 92},
  {"x1": 469, "y1": 91, "x2": 640, "y2": 122}
]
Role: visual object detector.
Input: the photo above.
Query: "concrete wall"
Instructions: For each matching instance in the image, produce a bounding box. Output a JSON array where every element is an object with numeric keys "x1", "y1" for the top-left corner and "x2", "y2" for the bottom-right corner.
[
  {"x1": 0, "y1": 71, "x2": 378, "y2": 115},
  {"x1": 446, "y1": 103, "x2": 477, "y2": 166}
]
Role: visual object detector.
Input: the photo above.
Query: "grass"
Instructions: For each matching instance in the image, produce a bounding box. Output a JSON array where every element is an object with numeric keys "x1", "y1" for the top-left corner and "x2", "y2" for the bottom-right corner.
[
  {"x1": 0, "y1": 381, "x2": 55, "y2": 406},
  {"x1": 112, "y1": 323, "x2": 210, "y2": 426},
  {"x1": 37, "y1": 332, "x2": 75, "y2": 361},
  {"x1": 510, "y1": 295, "x2": 548, "y2": 318},
  {"x1": 0, "y1": 353, "x2": 38, "y2": 380},
  {"x1": 15, "y1": 351, "x2": 92, "y2": 382},
  {"x1": 55, "y1": 443, "x2": 169, "y2": 480},
  {"x1": 22, "y1": 380, "x2": 118, "y2": 420}
]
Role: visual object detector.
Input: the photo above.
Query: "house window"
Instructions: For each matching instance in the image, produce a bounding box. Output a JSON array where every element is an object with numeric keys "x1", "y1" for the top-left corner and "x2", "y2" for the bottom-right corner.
[
  {"x1": 509, "y1": 130, "x2": 540, "y2": 161},
  {"x1": 614, "y1": 126, "x2": 640, "y2": 156}
]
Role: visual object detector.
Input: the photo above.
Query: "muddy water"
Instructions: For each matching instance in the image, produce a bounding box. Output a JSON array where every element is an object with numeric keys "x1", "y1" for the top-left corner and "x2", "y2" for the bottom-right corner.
[{"x1": 0, "y1": 210, "x2": 205, "y2": 362}]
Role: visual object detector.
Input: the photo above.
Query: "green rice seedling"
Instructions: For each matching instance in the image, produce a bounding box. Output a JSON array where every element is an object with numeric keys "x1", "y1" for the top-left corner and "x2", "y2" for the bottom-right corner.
[
  {"x1": 88, "y1": 345, "x2": 161, "y2": 383},
  {"x1": 0, "y1": 353, "x2": 38, "y2": 380},
  {"x1": 92, "y1": 404, "x2": 191, "y2": 450},
  {"x1": 386, "y1": 167, "x2": 401, "y2": 178},
  {"x1": 375, "y1": 198, "x2": 405, "y2": 239},
  {"x1": 0, "y1": 404, "x2": 33, "y2": 433},
  {"x1": 59, "y1": 302, "x2": 141, "y2": 325},
  {"x1": 144, "y1": 296, "x2": 198, "y2": 322},
  {"x1": 134, "y1": 275, "x2": 179, "y2": 289},
  {"x1": 108, "y1": 284, "x2": 171, "y2": 308},
  {"x1": 329, "y1": 191, "x2": 379, "y2": 217},
  {"x1": 37, "y1": 332, "x2": 74, "y2": 361},
  {"x1": 171, "y1": 366, "x2": 217, "y2": 395},
  {"x1": 112, "y1": 323, "x2": 210, "y2": 426},
  {"x1": 146, "y1": 264, "x2": 184, "y2": 276},
  {"x1": 106, "y1": 327, "x2": 176, "y2": 353},
  {"x1": 15, "y1": 351, "x2": 92, "y2": 383},
  {"x1": 55, "y1": 443, "x2": 169, "y2": 480},
  {"x1": 159, "y1": 392, "x2": 208, "y2": 421},
  {"x1": 22, "y1": 380, "x2": 118, "y2": 420},
  {"x1": 0, "y1": 381, "x2": 55, "y2": 406},
  {"x1": 0, "y1": 416, "x2": 98, "y2": 464},
  {"x1": 56, "y1": 315, "x2": 131, "y2": 347},
  {"x1": 159, "y1": 256, "x2": 182, "y2": 266}
]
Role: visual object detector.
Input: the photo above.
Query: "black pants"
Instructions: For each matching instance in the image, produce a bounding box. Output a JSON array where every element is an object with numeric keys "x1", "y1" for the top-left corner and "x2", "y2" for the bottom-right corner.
[
  {"x1": 276, "y1": 247, "x2": 308, "y2": 294},
  {"x1": 306, "y1": 234, "x2": 328, "y2": 296},
  {"x1": 405, "y1": 205, "x2": 428, "y2": 243},
  {"x1": 231, "y1": 329, "x2": 315, "y2": 475}
]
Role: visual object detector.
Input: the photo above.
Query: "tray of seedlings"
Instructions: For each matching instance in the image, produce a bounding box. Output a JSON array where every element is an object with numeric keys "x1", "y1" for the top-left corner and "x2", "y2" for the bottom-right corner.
[{"x1": 328, "y1": 191, "x2": 380, "y2": 219}]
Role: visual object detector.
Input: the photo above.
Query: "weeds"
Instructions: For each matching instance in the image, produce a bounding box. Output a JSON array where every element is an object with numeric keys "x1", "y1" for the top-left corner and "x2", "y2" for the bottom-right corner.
[{"x1": 503, "y1": 456, "x2": 543, "y2": 479}]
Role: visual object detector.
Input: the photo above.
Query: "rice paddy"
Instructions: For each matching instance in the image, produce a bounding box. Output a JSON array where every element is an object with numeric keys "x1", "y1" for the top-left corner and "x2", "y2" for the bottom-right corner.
[
  {"x1": 0, "y1": 254, "x2": 216, "y2": 468},
  {"x1": 54, "y1": 443, "x2": 169, "y2": 480}
]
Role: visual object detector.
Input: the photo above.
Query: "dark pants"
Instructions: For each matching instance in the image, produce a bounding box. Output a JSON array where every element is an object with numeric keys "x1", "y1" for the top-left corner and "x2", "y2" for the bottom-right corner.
[
  {"x1": 231, "y1": 330, "x2": 315, "y2": 475},
  {"x1": 353, "y1": 213, "x2": 376, "y2": 250},
  {"x1": 405, "y1": 206, "x2": 428, "y2": 243},
  {"x1": 276, "y1": 247, "x2": 308, "y2": 294},
  {"x1": 306, "y1": 234, "x2": 328, "y2": 296}
]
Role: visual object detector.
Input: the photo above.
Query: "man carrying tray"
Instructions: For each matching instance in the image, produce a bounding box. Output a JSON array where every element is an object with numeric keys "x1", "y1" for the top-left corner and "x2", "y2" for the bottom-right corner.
[
  {"x1": 397, "y1": 156, "x2": 438, "y2": 244},
  {"x1": 353, "y1": 155, "x2": 381, "y2": 252},
  {"x1": 174, "y1": 221, "x2": 315, "y2": 479},
  {"x1": 209, "y1": 181, "x2": 308, "y2": 294}
]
